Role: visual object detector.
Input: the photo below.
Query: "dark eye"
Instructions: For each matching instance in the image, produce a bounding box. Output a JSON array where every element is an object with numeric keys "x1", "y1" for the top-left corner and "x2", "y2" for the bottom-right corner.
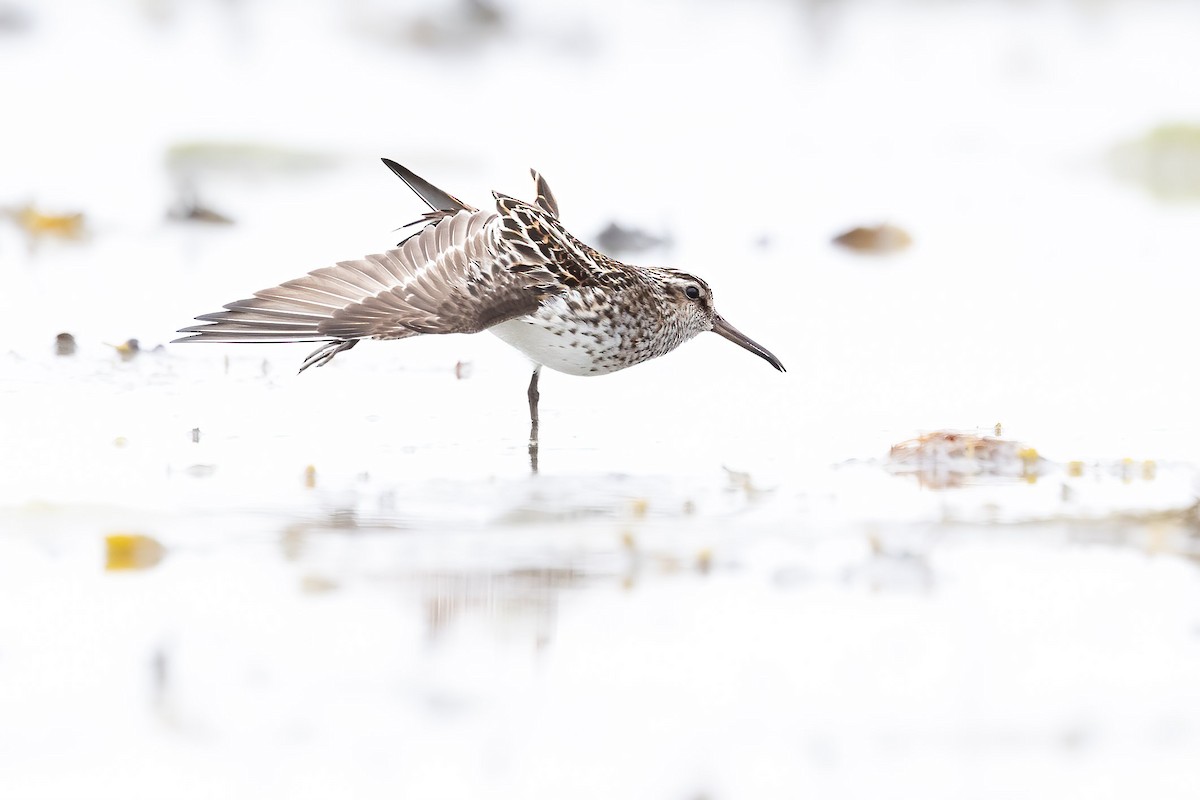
[{"x1": 685, "y1": 285, "x2": 701, "y2": 300}]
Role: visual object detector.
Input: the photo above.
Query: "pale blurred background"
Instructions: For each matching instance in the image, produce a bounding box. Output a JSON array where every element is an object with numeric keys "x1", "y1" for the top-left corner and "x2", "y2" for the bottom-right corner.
[{"x1": 2, "y1": 1, "x2": 1200, "y2": 798}]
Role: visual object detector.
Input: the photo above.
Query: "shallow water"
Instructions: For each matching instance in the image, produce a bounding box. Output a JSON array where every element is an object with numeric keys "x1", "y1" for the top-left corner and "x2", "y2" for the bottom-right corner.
[{"x1": 3, "y1": 1, "x2": 1200, "y2": 798}]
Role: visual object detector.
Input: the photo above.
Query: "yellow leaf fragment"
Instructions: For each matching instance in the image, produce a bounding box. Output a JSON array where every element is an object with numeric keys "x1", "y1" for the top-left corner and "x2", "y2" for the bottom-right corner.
[
  {"x1": 105, "y1": 533, "x2": 165, "y2": 571},
  {"x1": 11, "y1": 205, "x2": 86, "y2": 240}
]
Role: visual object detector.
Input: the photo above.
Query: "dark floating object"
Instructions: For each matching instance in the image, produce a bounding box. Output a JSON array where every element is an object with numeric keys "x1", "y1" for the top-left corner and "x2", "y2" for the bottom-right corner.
[
  {"x1": 594, "y1": 221, "x2": 671, "y2": 256},
  {"x1": 54, "y1": 332, "x2": 76, "y2": 356},
  {"x1": 167, "y1": 180, "x2": 235, "y2": 225},
  {"x1": 168, "y1": 200, "x2": 234, "y2": 225},
  {"x1": 832, "y1": 223, "x2": 912, "y2": 255},
  {"x1": 389, "y1": 0, "x2": 505, "y2": 50}
]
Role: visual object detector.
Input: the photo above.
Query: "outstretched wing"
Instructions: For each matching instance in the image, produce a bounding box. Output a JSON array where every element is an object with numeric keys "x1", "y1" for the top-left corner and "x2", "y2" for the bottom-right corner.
[{"x1": 174, "y1": 209, "x2": 557, "y2": 346}]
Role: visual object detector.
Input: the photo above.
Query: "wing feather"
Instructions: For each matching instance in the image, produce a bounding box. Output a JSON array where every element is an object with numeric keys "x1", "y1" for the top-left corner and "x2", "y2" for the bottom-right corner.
[
  {"x1": 381, "y1": 158, "x2": 475, "y2": 213},
  {"x1": 531, "y1": 169, "x2": 559, "y2": 218},
  {"x1": 174, "y1": 209, "x2": 557, "y2": 346}
]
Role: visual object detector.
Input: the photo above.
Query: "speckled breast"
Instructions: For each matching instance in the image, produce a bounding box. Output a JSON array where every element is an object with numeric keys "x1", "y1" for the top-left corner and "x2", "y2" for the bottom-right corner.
[{"x1": 488, "y1": 293, "x2": 676, "y2": 376}]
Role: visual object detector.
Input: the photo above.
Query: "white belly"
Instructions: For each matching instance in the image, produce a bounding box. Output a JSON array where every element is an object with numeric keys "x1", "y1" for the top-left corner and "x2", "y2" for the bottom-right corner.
[{"x1": 489, "y1": 315, "x2": 613, "y2": 376}]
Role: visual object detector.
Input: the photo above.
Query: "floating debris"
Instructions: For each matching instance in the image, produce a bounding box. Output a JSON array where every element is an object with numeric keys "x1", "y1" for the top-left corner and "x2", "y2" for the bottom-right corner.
[
  {"x1": 300, "y1": 574, "x2": 339, "y2": 595},
  {"x1": 595, "y1": 221, "x2": 671, "y2": 256},
  {"x1": 105, "y1": 533, "x2": 166, "y2": 571},
  {"x1": 887, "y1": 429, "x2": 1045, "y2": 488},
  {"x1": 831, "y1": 223, "x2": 912, "y2": 255},
  {"x1": 1117, "y1": 458, "x2": 1157, "y2": 483},
  {"x1": 7, "y1": 204, "x2": 86, "y2": 243},
  {"x1": 629, "y1": 498, "x2": 649, "y2": 519},
  {"x1": 454, "y1": 360, "x2": 473, "y2": 380},
  {"x1": 54, "y1": 332, "x2": 76, "y2": 356},
  {"x1": 190, "y1": 427, "x2": 201, "y2": 444},
  {"x1": 167, "y1": 196, "x2": 234, "y2": 225},
  {"x1": 359, "y1": 0, "x2": 506, "y2": 51},
  {"x1": 1110, "y1": 123, "x2": 1200, "y2": 201},
  {"x1": 723, "y1": 465, "x2": 770, "y2": 499},
  {"x1": 303, "y1": 464, "x2": 317, "y2": 489},
  {"x1": 109, "y1": 338, "x2": 140, "y2": 362},
  {"x1": 409, "y1": 0, "x2": 504, "y2": 48}
]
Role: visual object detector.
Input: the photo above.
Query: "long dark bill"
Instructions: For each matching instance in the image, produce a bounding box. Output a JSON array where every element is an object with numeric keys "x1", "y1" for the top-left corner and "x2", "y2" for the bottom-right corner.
[{"x1": 711, "y1": 315, "x2": 786, "y2": 372}]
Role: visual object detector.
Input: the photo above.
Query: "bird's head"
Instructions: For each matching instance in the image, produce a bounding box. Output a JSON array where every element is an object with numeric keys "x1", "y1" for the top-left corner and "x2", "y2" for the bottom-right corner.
[{"x1": 658, "y1": 269, "x2": 785, "y2": 372}]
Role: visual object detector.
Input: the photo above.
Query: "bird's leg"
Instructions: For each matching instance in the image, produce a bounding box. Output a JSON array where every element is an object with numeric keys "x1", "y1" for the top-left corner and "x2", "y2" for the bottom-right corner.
[{"x1": 527, "y1": 366, "x2": 541, "y2": 474}]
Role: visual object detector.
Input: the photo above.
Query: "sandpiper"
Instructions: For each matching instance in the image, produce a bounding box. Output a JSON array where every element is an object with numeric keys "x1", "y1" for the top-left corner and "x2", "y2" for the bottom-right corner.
[{"x1": 175, "y1": 159, "x2": 785, "y2": 468}]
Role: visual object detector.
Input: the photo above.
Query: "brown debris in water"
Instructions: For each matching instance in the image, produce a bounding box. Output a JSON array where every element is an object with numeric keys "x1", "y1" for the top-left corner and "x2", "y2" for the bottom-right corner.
[
  {"x1": 54, "y1": 332, "x2": 76, "y2": 356},
  {"x1": 832, "y1": 223, "x2": 912, "y2": 255},
  {"x1": 887, "y1": 429, "x2": 1044, "y2": 489}
]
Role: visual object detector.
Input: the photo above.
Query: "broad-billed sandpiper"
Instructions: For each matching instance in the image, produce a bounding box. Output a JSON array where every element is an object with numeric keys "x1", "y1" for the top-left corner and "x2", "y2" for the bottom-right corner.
[{"x1": 175, "y1": 159, "x2": 785, "y2": 468}]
